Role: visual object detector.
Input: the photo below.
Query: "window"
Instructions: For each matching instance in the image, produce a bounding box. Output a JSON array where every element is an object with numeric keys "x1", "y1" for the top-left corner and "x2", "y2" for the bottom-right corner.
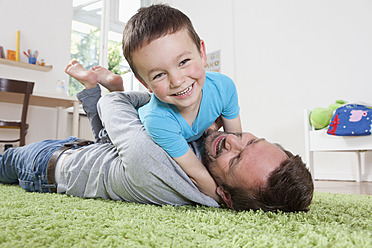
[{"x1": 70, "y1": 0, "x2": 141, "y2": 96}]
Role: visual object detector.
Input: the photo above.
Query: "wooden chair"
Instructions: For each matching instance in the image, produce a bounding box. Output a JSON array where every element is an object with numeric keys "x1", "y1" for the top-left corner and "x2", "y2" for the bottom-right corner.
[
  {"x1": 0, "y1": 78, "x2": 35, "y2": 146},
  {"x1": 304, "y1": 109, "x2": 372, "y2": 182}
]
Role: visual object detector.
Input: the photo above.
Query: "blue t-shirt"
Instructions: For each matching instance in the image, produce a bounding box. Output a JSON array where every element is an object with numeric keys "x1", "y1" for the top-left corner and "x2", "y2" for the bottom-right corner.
[{"x1": 138, "y1": 71, "x2": 240, "y2": 158}]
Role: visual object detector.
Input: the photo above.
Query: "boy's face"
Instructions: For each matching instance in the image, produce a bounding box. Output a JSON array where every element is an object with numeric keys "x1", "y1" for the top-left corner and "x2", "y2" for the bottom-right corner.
[{"x1": 132, "y1": 29, "x2": 207, "y2": 113}]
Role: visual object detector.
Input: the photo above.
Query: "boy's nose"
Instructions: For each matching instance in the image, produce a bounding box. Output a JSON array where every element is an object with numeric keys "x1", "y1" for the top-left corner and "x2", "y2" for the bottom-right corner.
[
  {"x1": 224, "y1": 134, "x2": 244, "y2": 151},
  {"x1": 169, "y1": 72, "x2": 185, "y2": 87}
]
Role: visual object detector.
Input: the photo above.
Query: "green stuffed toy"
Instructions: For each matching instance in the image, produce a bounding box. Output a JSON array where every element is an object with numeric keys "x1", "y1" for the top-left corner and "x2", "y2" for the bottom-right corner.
[{"x1": 310, "y1": 100, "x2": 346, "y2": 130}]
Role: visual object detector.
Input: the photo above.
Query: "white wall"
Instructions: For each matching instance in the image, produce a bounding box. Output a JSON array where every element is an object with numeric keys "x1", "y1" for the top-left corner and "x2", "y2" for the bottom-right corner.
[
  {"x1": 0, "y1": 0, "x2": 73, "y2": 144},
  {"x1": 1, "y1": 0, "x2": 371, "y2": 181},
  {"x1": 169, "y1": 0, "x2": 372, "y2": 181}
]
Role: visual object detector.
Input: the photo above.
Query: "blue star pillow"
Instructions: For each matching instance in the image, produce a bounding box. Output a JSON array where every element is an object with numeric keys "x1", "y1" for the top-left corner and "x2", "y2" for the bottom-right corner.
[{"x1": 327, "y1": 104, "x2": 372, "y2": 136}]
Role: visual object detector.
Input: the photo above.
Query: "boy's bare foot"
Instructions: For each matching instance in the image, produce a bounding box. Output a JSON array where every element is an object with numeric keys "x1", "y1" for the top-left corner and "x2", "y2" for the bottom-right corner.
[
  {"x1": 65, "y1": 60, "x2": 98, "y2": 89},
  {"x1": 91, "y1": 66, "x2": 124, "y2": 92}
]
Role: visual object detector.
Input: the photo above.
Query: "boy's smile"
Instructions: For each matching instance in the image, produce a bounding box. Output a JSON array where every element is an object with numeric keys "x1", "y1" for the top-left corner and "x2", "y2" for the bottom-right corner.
[
  {"x1": 173, "y1": 83, "x2": 194, "y2": 97},
  {"x1": 131, "y1": 28, "x2": 207, "y2": 115}
]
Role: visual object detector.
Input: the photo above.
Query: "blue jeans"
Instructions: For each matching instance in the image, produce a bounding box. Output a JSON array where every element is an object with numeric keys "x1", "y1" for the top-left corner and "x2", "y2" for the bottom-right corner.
[{"x1": 0, "y1": 137, "x2": 79, "y2": 193}]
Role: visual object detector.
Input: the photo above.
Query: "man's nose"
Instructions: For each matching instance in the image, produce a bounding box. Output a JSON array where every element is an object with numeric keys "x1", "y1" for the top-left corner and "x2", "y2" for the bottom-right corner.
[
  {"x1": 169, "y1": 71, "x2": 185, "y2": 88},
  {"x1": 224, "y1": 134, "x2": 244, "y2": 151}
]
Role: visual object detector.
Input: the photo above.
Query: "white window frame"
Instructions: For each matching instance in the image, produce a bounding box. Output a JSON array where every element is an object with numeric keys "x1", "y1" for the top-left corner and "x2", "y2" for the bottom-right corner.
[{"x1": 72, "y1": 0, "x2": 149, "y2": 91}]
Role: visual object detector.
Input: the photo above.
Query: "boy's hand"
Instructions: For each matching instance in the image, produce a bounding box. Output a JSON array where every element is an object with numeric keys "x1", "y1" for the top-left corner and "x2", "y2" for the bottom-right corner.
[{"x1": 205, "y1": 116, "x2": 223, "y2": 135}]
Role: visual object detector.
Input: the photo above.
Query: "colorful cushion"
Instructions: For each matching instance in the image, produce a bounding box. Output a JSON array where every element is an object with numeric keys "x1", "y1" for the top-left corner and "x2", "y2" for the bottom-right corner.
[{"x1": 327, "y1": 104, "x2": 372, "y2": 136}]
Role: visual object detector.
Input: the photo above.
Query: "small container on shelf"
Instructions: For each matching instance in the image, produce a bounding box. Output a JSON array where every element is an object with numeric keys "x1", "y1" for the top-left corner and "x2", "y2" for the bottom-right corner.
[{"x1": 28, "y1": 57, "x2": 36, "y2": 64}]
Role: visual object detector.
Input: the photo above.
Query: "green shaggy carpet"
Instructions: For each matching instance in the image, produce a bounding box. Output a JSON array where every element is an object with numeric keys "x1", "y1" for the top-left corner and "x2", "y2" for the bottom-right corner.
[{"x1": 0, "y1": 184, "x2": 371, "y2": 248}]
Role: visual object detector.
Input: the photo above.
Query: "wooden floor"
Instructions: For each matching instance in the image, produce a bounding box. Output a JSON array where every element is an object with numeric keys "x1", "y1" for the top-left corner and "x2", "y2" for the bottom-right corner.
[{"x1": 314, "y1": 180, "x2": 372, "y2": 195}]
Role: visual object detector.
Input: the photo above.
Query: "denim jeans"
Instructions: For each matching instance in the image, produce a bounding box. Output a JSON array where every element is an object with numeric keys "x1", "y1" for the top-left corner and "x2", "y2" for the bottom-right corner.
[{"x1": 0, "y1": 137, "x2": 79, "y2": 193}]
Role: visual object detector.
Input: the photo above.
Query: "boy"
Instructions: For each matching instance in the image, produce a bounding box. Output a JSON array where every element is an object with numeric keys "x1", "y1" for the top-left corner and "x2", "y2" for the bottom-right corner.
[{"x1": 123, "y1": 4, "x2": 242, "y2": 201}]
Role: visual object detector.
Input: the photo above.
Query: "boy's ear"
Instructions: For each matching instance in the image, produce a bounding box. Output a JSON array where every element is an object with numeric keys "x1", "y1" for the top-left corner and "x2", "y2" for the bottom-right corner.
[
  {"x1": 199, "y1": 40, "x2": 207, "y2": 67},
  {"x1": 134, "y1": 74, "x2": 153, "y2": 93},
  {"x1": 216, "y1": 186, "x2": 233, "y2": 209}
]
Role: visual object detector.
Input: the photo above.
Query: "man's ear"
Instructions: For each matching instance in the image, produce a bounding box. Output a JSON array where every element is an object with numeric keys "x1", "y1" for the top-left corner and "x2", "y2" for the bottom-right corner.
[
  {"x1": 134, "y1": 74, "x2": 152, "y2": 93},
  {"x1": 216, "y1": 186, "x2": 233, "y2": 209}
]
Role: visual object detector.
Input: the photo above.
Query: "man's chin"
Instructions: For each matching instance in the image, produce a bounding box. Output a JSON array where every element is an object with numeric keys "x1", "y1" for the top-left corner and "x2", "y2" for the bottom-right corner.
[
  {"x1": 204, "y1": 131, "x2": 223, "y2": 152},
  {"x1": 202, "y1": 131, "x2": 222, "y2": 168}
]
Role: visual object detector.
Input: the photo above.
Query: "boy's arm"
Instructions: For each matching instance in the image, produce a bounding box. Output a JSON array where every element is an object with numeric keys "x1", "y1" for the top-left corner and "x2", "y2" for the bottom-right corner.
[
  {"x1": 173, "y1": 149, "x2": 220, "y2": 202},
  {"x1": 222, "y1": 115, "x2": 242, "y2": 133}
]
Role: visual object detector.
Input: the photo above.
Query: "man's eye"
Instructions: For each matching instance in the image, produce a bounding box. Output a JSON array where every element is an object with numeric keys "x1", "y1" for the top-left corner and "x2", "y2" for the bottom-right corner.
[
  {"x1": 230, "y1": 154, "x2": 240, "y2": 167},
  {"x1": 179, "y1": 59, "x2": 190, "y2": 66}
]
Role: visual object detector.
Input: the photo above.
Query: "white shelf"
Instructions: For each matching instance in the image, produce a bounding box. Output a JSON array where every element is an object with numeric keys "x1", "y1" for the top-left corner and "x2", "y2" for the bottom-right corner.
[{"x1": 0, "y1": 58, "x2": 52, "y2": 72}]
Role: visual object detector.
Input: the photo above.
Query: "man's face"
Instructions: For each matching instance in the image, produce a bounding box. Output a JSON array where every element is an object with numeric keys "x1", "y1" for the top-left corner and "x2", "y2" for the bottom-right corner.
[
  {"x1": 203, "y1": 131, "x2": 288, "y2": 193},
  {"x1": 131, "y1": 28, "x2": 207, "y2": 113}
]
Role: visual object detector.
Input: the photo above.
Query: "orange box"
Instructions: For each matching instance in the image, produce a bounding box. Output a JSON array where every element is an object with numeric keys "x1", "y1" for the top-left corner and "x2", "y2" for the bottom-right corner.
[{"x1": 7, "y1": 50, "x2": 16, "y2": 61}]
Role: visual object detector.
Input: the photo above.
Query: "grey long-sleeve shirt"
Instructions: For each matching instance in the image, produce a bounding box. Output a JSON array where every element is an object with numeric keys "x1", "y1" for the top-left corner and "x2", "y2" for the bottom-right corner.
[{"x1": 57, "y1": 87, "x2": 219, "y2": 207}]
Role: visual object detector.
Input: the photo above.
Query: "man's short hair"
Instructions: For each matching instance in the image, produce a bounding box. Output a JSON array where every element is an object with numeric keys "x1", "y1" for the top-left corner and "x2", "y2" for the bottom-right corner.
[
  {"x1": 122, "y1": 4, "x2": 201, "y2": 81},
  {"x1": 223, "y1": 148, "x2": 314, "y2": 212}
]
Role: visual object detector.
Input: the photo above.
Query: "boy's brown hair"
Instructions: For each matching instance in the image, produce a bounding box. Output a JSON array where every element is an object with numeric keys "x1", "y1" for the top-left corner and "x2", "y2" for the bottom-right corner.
[{"x1": 122, "y1": 4, "x2": 201, "y2": 82}]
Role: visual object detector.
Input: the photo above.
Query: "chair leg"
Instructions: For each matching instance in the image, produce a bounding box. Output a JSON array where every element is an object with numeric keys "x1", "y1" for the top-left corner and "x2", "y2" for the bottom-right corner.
[
  {"x1": 306, "y1": 150, "x2": 315, "y2": 181},
  {"x1": 19, "y1": 127, "x2": 26, "y2": 146},
  {"x1": 356, "y1": 151, "x2": 363, "y2": 182},
  {"x1": 310, "y1": 151, "x2": 315, "y2": 181},
  {"x1": 19, "y1": 137, "x2": 25, "y2": 147}
]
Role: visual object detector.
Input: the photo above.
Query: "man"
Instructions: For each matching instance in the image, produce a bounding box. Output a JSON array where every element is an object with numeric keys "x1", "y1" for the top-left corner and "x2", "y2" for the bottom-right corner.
[
  {"x1": 0, "y1": 61, "x2": 313, "y2": 212},
  {"x1": 203, "y1": 131, "x2": 314, "y2": 212}
]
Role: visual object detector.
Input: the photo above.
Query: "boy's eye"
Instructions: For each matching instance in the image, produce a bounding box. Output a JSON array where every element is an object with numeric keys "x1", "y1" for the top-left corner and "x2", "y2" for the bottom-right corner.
[
  {"x1": 179, "y1": 59, "x2": 190, "y2": 66},
  {"x1": 153, "y1": 73, "x2": 165, "y2": 80}
]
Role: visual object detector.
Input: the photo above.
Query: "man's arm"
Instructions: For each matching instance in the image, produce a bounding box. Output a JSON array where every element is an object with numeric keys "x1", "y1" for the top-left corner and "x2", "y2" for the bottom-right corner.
[
  {"x1": 97, "y1": 91, "x2": 151, "y2": 156},
  {"x1": 76, "y1": 86, "x2": 106, "y2": 142}
]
